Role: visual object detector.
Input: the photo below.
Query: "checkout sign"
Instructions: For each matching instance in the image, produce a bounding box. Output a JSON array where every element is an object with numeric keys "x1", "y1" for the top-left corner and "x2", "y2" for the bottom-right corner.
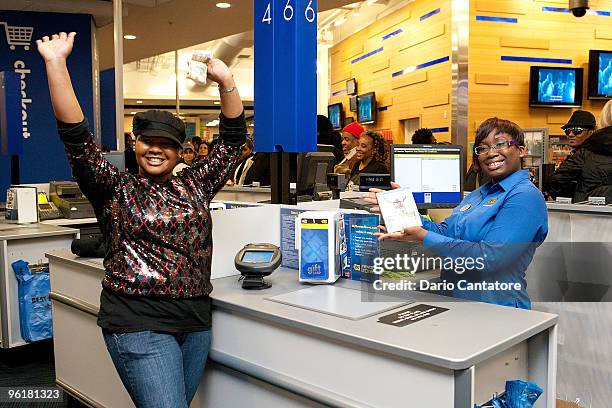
[{"x1": 254, "y1": 0, "x2": 318, "y2": 153}]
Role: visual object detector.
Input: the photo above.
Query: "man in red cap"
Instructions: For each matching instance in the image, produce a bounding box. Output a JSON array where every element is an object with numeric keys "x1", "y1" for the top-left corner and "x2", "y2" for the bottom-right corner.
[{"x1": 334, "y1": 122, "x2": 364, "y2": 184}]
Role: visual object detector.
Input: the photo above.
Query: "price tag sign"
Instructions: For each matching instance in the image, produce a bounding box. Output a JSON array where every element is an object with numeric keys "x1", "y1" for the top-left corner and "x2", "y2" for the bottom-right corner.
[{"x1": 254, "y1": 0, "x2": 318, "y2": 153}]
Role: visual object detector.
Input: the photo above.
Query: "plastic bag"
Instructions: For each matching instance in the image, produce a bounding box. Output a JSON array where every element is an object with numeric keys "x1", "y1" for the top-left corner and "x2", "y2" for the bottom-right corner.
[
  {"x1": 476, "y1": 380, "x2": 543, "y2": 408},
  {"x1": 11, "y1": 260, "x2": 53, "y2": 342}
]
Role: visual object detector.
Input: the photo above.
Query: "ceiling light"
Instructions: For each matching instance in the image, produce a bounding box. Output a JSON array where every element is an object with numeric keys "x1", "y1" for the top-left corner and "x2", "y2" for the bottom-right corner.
[
  {"x1": 136, "y1": 100, "x2": 143, "y2": 104},
  {"x1": 353, "y1": 10, "x2": 361, "y2": 16},
  {"x1": 366, "y1": 0, "x2": 378, "y2": 5},
  {"x1": 334, "y1": 16, "x2": 347, "y2": 26},
  {"x1": 123, "y1": 34, "x2": 137, "y2": 40},
  {"x1": 213, "y1": 101, "x2": 220, "y2": 105},
  {"x1": 130, "y1": 111, "x2": 138, "y2": 115},
  {"x1": 216, "y1": 2, "x2": 231, "y2": 8}
]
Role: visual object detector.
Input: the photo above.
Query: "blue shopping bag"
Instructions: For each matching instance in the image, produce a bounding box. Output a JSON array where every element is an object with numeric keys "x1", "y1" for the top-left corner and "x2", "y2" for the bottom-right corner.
[
  {"x1": 11, "y1": 260, "x2": 53, "y2": 342},
  {"x1": 475, "y1": 380, "x2": 542, "y2": 408}
]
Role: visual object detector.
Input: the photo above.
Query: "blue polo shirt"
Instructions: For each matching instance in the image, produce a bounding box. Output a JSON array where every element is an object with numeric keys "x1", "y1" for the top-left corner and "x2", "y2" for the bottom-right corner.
[{"x1": 422, "y1": 169, "x2": 548, "y2": 309}]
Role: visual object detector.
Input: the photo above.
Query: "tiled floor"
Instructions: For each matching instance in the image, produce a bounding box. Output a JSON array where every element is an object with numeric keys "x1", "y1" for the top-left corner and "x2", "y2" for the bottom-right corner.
[{"x1": 0, "y1": 340, "x2": 87, "y2": 407}]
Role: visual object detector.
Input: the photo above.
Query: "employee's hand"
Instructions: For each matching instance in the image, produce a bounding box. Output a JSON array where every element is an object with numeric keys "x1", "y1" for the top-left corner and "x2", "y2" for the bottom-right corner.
[
  {"x1": 362, "y1": 182, "x2": 401, "y2": 213},
  {"x1": 37, "y1": 32, "x2": 76, "y2": 62},
  {"x1": 206, "y1": 58, "x2": 235, "y2": 89},
  {"x1": 374, "y1": 226, "x2": 427, "y2": 242}
]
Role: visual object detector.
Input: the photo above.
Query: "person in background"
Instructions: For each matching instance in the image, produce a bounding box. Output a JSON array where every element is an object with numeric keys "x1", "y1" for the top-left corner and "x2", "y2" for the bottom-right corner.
[
  {"x1": 37, "y1": 31, "x2": 246, "y2": 407},
  {"x1": 197, "y1": 141, "x2": 210, "y2": 161},
  {"x1": 562, "y1": 110, "x2": 596, "y2": 149},
  {"x1": 124, "y1": 132, "x2": 139, "y2": 174},
  {"x1": 231, "y1": 137, "x2": 254, "y2": 186},
  {"x1": 244, "y1": 152, "x2": 271, "y2": 186},
  {"x1": 365, "y1": 117, "x2": 548, "y2": 309},
  {"x1": 411, "y1": 128, "x2": 436, "y2": 144},
  {"x1": 349, "y1": 130, "x2": 389, "y2": 185},
  {"x1": 317, "y1": 114, "x2": 344, "y2": 164},
  {"x1": 333, "y1": 122, "x2": 364, "y2": 187},
  {"x1": 172, "y1": 141, "x2": 196, "y2": 176},
  {"x1": 191, "y1": 136, "x2": 202, "y2": 155},
  {"x1": 547, "y1": 105, "x2": 612, "y2": 203}
]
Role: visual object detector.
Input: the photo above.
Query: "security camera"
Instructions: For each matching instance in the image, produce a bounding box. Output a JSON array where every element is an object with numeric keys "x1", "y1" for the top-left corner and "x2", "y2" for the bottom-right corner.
[{"x1": 569, "y1": 0, "x2": 589, "y2": 17}]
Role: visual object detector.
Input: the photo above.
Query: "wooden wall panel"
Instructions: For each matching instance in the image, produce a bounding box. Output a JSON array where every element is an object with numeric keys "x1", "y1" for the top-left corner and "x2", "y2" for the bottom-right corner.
[
  {"x1": 475, "y1": 0, "x2": 528, "y2": 15},
  {"x1": 468, "y1": 0, "x2": 612, "y2": 162},
  {"x1": 329, "y1": 0, "x2": 452, "y2": 144}
]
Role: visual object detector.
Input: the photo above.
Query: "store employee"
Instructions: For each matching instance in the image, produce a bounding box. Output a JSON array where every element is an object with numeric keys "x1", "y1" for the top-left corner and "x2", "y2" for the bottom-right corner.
[{"x1": 366, "y1": 118, "x2": 548, "y2": 309}]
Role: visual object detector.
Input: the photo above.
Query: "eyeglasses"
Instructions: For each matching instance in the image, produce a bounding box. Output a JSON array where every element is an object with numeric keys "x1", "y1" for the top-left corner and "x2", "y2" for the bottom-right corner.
[
  {"x1": 474, "y1": 139, "x2": 519, "y2": 155},
  {"x1": 564, "y1": 127, "x2": 587, "y2": 136}
]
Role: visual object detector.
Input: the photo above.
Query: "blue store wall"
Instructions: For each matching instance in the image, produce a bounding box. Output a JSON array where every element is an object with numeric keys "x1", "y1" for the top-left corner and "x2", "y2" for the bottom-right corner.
[{"x1": 0, "y1": 11, "x2": 94, "y2": 195}]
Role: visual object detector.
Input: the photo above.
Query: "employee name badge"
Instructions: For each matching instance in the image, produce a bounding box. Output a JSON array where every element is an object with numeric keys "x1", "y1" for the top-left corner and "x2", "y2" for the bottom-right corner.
[
  {"x1": 483, "y1": 197, "x2": 497, "y2": 206},
  {"x1": 424, "y1": 192, "x2": 432, "y2": 204},
  {"x1": 300, "y1": 218, "x2": 329, "y2": 281}
]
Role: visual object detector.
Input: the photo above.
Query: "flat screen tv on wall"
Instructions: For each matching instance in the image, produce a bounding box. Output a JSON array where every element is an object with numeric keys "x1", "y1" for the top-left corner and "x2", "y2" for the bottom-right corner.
[
  {"x1": 357, "y1": 92, "x2": 377, "y2": 124},
  {"x1": 327, "y1": 103, "x2": 344, "y2": 130},
  {"x1": 529, "y1": 66, "x2": 583, "y2": 107},
  {"x1": 588, "y1": 49, "x2": 612, "y2": 99}
]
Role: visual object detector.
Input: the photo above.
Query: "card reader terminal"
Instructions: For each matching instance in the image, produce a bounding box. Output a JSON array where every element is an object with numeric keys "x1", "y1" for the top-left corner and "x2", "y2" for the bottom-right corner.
[{"x1": 234, "y1": 243, "x2": 282, "y2": 290}]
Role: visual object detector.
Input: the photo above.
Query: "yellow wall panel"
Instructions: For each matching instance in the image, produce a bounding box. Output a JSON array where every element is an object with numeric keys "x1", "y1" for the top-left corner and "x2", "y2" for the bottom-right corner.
[
  {"x1": 380, "y1": 95, "x2": 394, "y2": 107},
  {"x1": 399, "y1": 24, "x2": 446, "y2": 51},
  {"x1": 371, "y1": 59, "x2": 390, "y2": 73},
  {"x1": 423, "y1": 93, "x2": 450, "y2": 108},
  {"x1": 392, "y1": 71, "x2": 429, "y2": 89},
  {"x1": 475, "y1": 0, "x2": 528, "y2": 14},
  {"x1": 500, "y1": 36, "x2": 550, "y2": 50},
  {"x1": 547, "y1": 114, "x2": 569, "y2": 124},
  {"x1": 475, "y1": 73, "x2": 511, "y2": 85},
  {"x1": 468, "y1": 0, "x2": 612, "y2": 136},
  {"x1": 330, "y1": 0, "x2": 451, "y2": 144},
  {"x1": 595, "y1": 28, "x2": 612, "y2": 40}
]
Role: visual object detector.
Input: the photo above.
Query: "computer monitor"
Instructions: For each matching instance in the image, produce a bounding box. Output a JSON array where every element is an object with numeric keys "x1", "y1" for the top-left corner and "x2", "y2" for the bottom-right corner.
[
  {"x1": 102, "y1": 151, "x2": 126, "y2": 172},
  {"x1": 391, "y1": 144, "x2": 463, "y2": 209},
  {"x1": 297, "y1": 152, "x2": 336, "y2": 196}
]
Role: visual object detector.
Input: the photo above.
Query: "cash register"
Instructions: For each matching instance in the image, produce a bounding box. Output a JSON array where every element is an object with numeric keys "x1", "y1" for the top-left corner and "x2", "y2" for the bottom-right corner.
[{"x1": 49, "y1": 181, "x2": 95, "y2": 219}]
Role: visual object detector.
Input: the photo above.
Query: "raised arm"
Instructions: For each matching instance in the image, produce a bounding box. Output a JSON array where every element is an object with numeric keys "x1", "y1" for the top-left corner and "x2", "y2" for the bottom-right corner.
[
  {"x1": 37, "y1": 32, "x2": 119, "y2": 207},
  {"x1": 37, "y1": 32, "x2": 83, "y2": 123},
  {"x1": 187, "y1": 59, "x2": 247, "y2": 201}
]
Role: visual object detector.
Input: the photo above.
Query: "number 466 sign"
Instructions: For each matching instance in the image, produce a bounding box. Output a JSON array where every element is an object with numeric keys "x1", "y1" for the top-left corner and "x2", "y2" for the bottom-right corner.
[{"x1": 254, "y1": 0, "x2": 318, "y2": 153}]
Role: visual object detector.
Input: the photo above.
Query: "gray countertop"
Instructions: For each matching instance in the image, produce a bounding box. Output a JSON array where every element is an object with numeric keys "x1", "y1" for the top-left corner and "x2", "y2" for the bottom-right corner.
[
  {"x1": 0, "y1": 222, "x2": 78, "y2": 240},
  {"x1": 546, "y1": 202, "x2": 612, "y2": 214},
  {"x1": 46, "y1": 251, "x2": 558, "y2": 370},
  {"x1": 221, "y1": 186, "x2": 271, "y2": 193},
  {"x1": 211, "y1": 269, "x2": 557, "y2": 370}
]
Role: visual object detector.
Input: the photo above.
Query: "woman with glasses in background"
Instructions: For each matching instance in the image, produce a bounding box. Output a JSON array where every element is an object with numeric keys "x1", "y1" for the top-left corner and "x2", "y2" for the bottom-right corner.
[
  {"x1": 547, "y1": 107, "x2": 612, "y2": 203},
  {"x1": 365, "y1": 117, "x2": 548, "y2": 309}
]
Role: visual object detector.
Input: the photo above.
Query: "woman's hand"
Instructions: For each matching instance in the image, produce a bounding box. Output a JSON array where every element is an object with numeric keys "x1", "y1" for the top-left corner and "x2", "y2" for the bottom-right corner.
[
  {"x1": 206, "y1": 58, "x2": 235, "y2": 89},
  {"x1": 362, "y1": 181, "x2": 401, "y2": 213},
  {"x1": 374, "y1": 226, "x2": 427, "y2": 242},
  {"x1": 36, "y1": 32, "x2": 76, "y2": 62}
]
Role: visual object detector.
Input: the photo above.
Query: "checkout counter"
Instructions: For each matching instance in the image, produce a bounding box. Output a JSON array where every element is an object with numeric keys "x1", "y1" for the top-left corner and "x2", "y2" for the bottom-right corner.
[
  {"x1": 47, "y1": 203, "x2": 558, "y2": 408},
  {"x1": 0, "y1": 221, "x2": 78, "y2": 348}
]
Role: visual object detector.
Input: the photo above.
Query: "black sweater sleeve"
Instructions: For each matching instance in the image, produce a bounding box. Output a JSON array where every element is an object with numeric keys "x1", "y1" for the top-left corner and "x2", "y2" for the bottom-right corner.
[{"x1": 547, "y1": 149, "x2": 585, "y2": 199}]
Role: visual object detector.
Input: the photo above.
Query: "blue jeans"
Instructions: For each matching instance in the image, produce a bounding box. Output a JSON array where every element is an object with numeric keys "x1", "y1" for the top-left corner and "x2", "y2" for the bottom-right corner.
[{"x1": 103, "y1": 330, "x2": 211, "y2": 408}]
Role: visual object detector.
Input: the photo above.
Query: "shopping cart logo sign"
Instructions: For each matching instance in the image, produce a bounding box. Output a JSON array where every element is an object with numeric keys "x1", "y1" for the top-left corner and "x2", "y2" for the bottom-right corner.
[{"x1": 1, "y1": 22, "x2": 33, "y2": 50}]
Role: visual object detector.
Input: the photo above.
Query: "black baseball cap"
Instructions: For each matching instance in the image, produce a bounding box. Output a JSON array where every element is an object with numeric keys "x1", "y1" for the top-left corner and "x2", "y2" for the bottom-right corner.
[
  {"x1": 561, "y1": 110, "x2": 596, "y2": 130},
  {"x1": 132, "y1": 110, "x2": 186, "y2": 147}
]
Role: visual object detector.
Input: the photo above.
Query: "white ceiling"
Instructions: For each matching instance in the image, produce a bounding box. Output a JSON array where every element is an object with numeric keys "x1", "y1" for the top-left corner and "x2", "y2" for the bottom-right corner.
[{"x1": 0, "y1": 0, "x2": 363, "y2": 69}]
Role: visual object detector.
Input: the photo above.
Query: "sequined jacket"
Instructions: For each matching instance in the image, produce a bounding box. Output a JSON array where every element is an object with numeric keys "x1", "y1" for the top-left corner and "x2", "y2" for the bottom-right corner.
[{"x1": 58, "y1": 113, "x2": 246, "y2": 298}]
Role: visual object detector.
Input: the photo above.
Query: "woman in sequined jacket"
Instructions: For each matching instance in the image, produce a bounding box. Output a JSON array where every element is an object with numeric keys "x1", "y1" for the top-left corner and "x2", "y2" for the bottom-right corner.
[{"x1": 38, "y1": 32, "x2": 247, "y2": 408}]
